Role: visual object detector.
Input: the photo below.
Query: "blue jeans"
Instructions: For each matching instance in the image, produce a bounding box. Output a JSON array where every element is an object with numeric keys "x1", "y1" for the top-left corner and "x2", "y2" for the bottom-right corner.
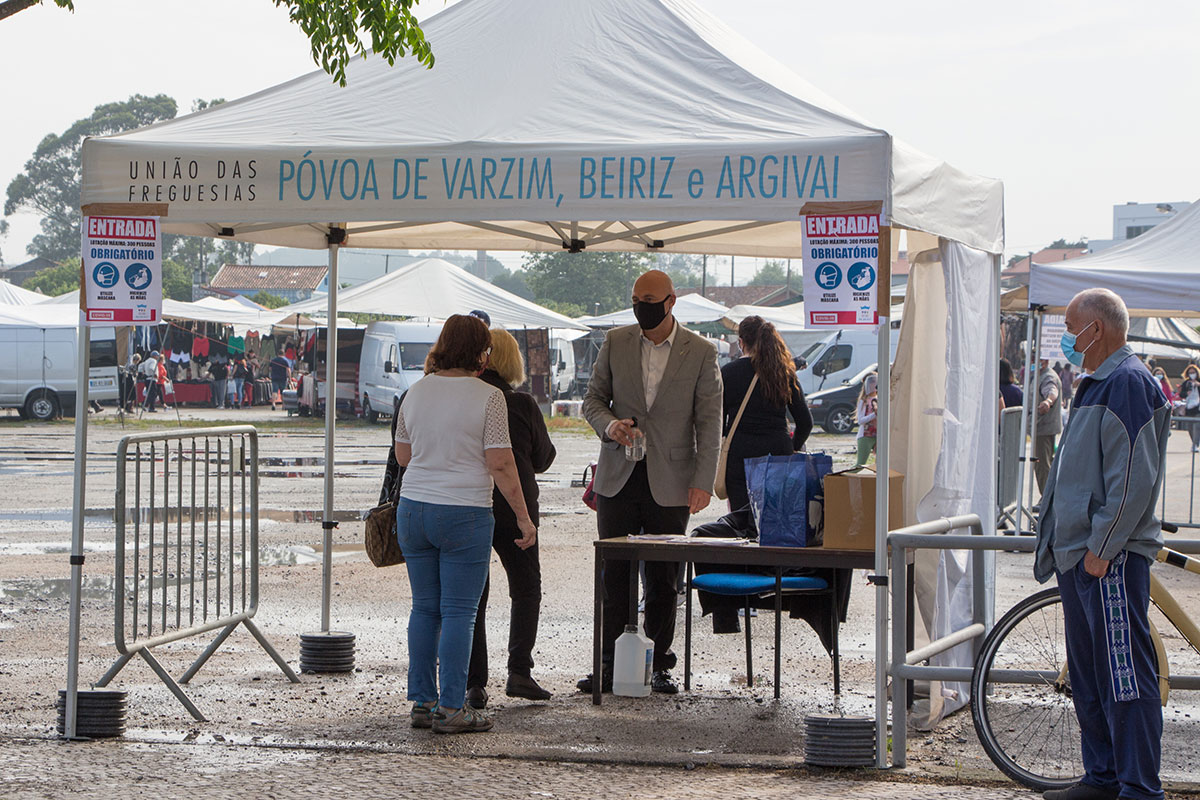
[{"x1": 396, "y1": 497, "x2": 493, "y2": 710}]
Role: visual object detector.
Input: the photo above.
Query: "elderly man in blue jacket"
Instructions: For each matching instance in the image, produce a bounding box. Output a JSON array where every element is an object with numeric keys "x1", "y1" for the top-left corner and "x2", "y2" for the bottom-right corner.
[{"x1": 1036, "y1": 288, "x2": 1170, "y2": 800}]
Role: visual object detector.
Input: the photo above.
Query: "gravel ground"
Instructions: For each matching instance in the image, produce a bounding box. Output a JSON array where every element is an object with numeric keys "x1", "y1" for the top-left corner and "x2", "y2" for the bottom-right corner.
[{"x1": 0, "y1": 405, "x2": 1197, "y2": 798}]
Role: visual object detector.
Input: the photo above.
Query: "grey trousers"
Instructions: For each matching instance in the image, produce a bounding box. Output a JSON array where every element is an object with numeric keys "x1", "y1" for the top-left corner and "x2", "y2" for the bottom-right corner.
[{"x1": 1034, "y1": 433, "x2": 1057, "y2": 493}]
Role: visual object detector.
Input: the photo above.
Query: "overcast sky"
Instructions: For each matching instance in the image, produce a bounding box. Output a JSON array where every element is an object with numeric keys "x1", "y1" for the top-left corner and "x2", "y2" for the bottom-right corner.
[{"x1": 2, "y1": 0, "x2": 1197, "y2": 276}]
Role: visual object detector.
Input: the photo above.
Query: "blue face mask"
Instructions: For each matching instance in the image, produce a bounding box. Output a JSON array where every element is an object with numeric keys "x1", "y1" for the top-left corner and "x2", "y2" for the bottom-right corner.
[{"x1": 1060, "y1": 320, "x2": 1097, "y2": 367}]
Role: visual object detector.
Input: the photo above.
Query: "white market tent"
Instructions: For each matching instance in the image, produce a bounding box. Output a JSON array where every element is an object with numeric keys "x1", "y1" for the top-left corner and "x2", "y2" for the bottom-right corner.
[
  {"x1": 281, "y1": 257, "x2": 587, "y2": 330},
  {"x1": 578, "y1": 292, "x2": 728, "y2": 328},
  {"x1": 37, "y1": 289, "x2": 292, "y2": 331},
  {"x1": 77, "y1": 0, "x2": 1005, "y2": 757},
  {"x1": 1029, "y1": 198, "x2": 1200, "y2": 316},
  {"x1": 0, "y1": 279, "x2": 46, "y2": 305}
]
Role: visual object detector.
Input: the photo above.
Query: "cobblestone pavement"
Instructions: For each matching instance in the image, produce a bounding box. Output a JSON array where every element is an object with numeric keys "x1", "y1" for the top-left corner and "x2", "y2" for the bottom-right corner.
[{"x1": 0, "y1": 736, "x2": 1040, "y2": 800}]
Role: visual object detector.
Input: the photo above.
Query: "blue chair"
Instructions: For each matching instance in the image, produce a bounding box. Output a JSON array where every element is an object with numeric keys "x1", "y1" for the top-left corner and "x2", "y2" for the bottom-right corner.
[{"x1": 684, "y1": 567, "x2": 840, "y2": 698}]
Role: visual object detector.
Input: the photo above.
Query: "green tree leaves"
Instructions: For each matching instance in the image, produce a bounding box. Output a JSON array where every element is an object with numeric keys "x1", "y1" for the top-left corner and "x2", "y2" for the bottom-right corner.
[
  {"x1": 4, "y1": 94, "x2": 178, "y2": 261},
  {"x1": 251, "y1": 290, "x2": 289, "y2": 309},
  {"x1": 2, "y1": 3, "x2": 433, "y2": 87},
  {"x1": 275, "y1": 0, "x2": 433, "y2": 86},
  {"x1": 522, "y1": 251, "x2": 651, "y2": 316},
  {"x1": 748, "y1": 259, "x2": 788, "y2": 286}
]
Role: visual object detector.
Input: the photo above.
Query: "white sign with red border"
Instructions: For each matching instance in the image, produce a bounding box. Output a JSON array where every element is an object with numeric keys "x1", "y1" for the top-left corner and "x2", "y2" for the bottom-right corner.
[
  {"x1": 802, "y1": 212, "x2": 881, "y2": 328},
  {"x1": 81, "y1": 215, "x2": 161, "y2": 325}
]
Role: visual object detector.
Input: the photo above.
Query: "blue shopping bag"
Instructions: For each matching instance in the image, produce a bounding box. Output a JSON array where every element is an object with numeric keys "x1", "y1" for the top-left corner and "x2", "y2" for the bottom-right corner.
[{"x1": 745, "y1": 452, "x2": 833, "y2": 547}]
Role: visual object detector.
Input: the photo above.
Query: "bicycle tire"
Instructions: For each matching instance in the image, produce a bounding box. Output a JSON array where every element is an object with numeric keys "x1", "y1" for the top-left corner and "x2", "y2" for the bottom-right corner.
[{"x1": 970, "y1": 587, "x2": 1083, "y2": 791}]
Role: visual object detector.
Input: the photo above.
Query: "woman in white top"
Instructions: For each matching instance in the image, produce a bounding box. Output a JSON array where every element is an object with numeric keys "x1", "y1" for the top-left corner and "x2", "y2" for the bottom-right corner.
[{"x1": 393, "y1": 315, "x2": 535, "y2": 735}]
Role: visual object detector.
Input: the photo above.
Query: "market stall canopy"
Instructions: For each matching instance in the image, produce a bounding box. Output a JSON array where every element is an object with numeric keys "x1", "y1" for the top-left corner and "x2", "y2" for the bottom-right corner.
[
  {"x1": 1029, "y1": 198, "x2": 1200, "y2": 316},
  {"x1": 578, "y1": 292, "x2": 729, "y2": 328},
  {"x1": 279, "y1": 257, "x2": 587, "y2": 330},
  {"x1": 80, "y1": 0, "x2": 1002, "y2": 256},
  {"x1": 0, "y1": 303, "x2": 81, "y2": 328},
  {"x1": 721, "y1": 302, "x2": 807, "y2": 332},
  {"x1": 194, "y1": 295, "x2": 270, "y2": 312},
  {"x1": 35, "y1": 289, "x2": 290, "y2": 329},
  {"x1": 0, "y1": 279, "x2": 46, "y2": 305}
]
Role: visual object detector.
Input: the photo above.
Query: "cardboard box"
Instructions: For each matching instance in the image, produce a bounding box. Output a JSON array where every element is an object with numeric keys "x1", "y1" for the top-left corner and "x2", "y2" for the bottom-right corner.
[{"x1": 822, "y1": 469, "x2": 904, "y2": 550}]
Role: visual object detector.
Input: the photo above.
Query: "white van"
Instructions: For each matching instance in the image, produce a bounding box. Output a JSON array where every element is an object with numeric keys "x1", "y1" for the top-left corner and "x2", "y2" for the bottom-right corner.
[
  {"x1": 357, "y1": 321, "x2": 442, "y2": 422},
  {"x1": 795, "y1": 326, "x2": 898, "y2": 396},
  {"x1": 0, "y1": 325, "x2": 119, "y2": 420},
  {"x1": 549, "y1": 335, "x2": 577, "y2": 399}
]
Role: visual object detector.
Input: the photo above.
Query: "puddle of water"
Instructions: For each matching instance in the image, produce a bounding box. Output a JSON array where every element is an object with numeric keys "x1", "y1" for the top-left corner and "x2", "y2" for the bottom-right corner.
[{"x1": 0, "y1": 541, "x2": 114, "y2": 556}]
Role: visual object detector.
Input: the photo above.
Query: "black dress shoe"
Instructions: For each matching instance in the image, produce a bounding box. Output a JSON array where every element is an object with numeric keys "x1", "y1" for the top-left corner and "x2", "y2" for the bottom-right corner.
[
  {"x1": 651, "y1": 670, "x2": 679, "y2": 694},
  {"x1": 506, "y1": 673, "x2": 552, "y2": 701},
  {"x1": 1042, "y1": 783, "x2": 1120, "y2": 800},
  {"x1": 576, "y1": 671, "x2": 612, "y2": 694},
  {"x1": 465, "y1": 685, "x2": 488, "y2": 710}
]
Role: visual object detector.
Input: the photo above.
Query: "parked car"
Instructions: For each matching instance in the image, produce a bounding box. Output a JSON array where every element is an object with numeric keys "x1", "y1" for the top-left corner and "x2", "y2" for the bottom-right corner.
[{"x1": 806, "y1": 363, "x2": 877, "y2": 435}]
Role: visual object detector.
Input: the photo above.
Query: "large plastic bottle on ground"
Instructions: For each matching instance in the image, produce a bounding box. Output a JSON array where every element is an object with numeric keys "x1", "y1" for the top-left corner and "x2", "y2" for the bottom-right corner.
[{"x1": 612, "y1": 624, "x2": 653, "y2": 697}]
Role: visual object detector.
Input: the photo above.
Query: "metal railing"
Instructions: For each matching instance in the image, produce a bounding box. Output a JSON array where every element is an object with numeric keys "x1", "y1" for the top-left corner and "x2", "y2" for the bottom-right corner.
[
  {"x1": 95, "y1": 426, "x2": 299, "y2": 721},
  {"x1": 887, "y1": 515, "x2": 1200, "y2": 769},
  {"x1": 887, "y1": 514, "x2": 991, "y2": 767},
  {"x1": 1163, "y1": 416, "x2": 1200, "y2": 530}
]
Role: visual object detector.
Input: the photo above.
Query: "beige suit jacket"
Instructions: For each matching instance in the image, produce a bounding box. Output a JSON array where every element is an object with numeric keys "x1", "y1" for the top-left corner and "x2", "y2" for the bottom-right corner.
[{"x1": 583, "y1": 322, "x2": 723, "y2": 508}]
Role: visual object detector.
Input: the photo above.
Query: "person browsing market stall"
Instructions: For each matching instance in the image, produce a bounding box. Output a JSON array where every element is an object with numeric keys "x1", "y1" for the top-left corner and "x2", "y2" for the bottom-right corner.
[
  {"x1": 1035, "y1": 288, "x2": 1169, "y2": 800},
  {"x1": 579, "y1": 269, "x2": 723, "y2": 695}
]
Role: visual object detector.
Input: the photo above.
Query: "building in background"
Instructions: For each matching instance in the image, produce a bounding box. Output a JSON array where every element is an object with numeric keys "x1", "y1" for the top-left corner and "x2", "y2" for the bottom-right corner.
[
  {"x1": 0, "y1": 256, "x2": 56, "y2": 287},
  {"x1": 1087, "y1": 201, "x2": 1191, "y2": 253},
  {"x1": 208, "y1": 264, "x2": 328, "y2": 303}
]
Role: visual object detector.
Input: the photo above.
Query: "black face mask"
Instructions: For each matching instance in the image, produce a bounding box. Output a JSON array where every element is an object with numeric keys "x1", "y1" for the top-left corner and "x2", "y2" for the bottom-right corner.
[{"x1": 633, "y1": 298, "x2": 669, "y2": 330}]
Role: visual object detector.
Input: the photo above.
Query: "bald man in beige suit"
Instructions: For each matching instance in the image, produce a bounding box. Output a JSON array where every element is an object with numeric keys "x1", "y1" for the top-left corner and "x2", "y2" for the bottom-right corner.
[{"x1": 578, "y1": 270, "x2": 723, "y2": 695}]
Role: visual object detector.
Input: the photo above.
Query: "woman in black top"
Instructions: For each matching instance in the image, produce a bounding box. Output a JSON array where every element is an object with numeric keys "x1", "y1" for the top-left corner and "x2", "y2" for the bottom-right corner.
[
  {"x1": 465, "y1": 329, "x2": 556, "y2": 709},
  {"x1": 720, "y1": 316, "x2": 813, "y2": 513}
]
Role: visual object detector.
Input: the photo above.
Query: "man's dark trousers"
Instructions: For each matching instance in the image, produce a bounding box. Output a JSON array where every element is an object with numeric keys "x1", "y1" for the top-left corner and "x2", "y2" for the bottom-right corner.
[
  {"x1": 596, "y1": 460, "x2": 688, "y2": 672},
  {"x1": 1057, "y1": 551, "x2": 1163, "y2": 800}
]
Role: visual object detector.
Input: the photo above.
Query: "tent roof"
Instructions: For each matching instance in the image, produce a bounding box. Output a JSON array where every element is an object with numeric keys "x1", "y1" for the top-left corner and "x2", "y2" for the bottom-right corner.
[
  {"x1": 0, "y1": 279, "x2": 46, "y2": 305},
  {"x1": 280, "y1": 257, "x2": 588, "y2": 330},
  {"x1": 81, "y1": 0, "x2": 1002, "y2": 255},
  {"x1": 37, "y1": 289, "x2": 291, "y2": 329},
  {"x1": 578, "y1": 292, "x2": 729, "y2": 328},
  {"x1": 1029, "y1": 198, "x2": 1200, "y2": 316}
]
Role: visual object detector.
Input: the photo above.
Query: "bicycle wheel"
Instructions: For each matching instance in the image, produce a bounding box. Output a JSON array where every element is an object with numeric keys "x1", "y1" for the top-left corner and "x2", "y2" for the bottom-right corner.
[{"x1": 971, "y1": 587, "x2": 1083, "y2": 791}]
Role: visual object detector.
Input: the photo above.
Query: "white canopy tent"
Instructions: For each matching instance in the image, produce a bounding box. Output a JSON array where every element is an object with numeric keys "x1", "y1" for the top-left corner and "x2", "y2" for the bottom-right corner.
[
  {"x1": 1029, "y1": 198, "x2": 1200, "y2": 316},
  {"x1": 281, "y1": 257, "x2": 587, "y2": 330},
  {"x1": 37, "y1": 288, "x2": 292, "y2": 331},
  {"x1": 0, "y1": 279, "x2": 46, "y2": 305},
  {"x1": 76, "y1": 0, "x2": 1004, "y2": 758},
  {"x1": 578, "y1": 293, "x2": 728, "y2": 328}
]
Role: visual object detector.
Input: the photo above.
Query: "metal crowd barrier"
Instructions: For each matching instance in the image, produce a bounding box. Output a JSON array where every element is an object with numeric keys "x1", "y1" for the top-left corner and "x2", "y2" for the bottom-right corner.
[
  {"x1": 95, "y1": 426, "x2": 299, "y2": 721},
  {"x1": 1163, "y1": 416, "x2": 1200, "y2": 530},
  {"x1": 887, "y1": 516, "x2": 1200, "y2": 769}
]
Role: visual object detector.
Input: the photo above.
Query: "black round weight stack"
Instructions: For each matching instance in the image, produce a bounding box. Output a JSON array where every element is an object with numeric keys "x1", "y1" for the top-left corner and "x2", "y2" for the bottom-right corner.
[
  {"x1": 299, "y1": 631, "x2": 356, "y2": 673},
  {"x1": 56, "y1": 689, "x2": 127, "y2": 739},
  {"x1": 803, "y1": 713, "x2": 877, "y2": 767}
]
